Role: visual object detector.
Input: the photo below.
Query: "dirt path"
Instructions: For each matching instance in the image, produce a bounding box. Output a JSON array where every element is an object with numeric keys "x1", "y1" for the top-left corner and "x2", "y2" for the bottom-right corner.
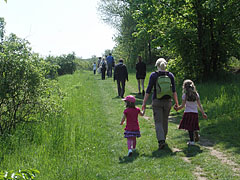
[
  {"x1": 126, "y1": 81, "x2": 240, "y2": 179},
  {"x1": 169, "y1": 116, "x2": 240, "y2": 178}
]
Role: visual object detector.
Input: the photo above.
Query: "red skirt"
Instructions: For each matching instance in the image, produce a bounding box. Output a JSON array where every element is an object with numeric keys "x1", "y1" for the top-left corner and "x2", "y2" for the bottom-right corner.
[{"x1": 179, "y1": 112, "x2": 199, "y2": 131}]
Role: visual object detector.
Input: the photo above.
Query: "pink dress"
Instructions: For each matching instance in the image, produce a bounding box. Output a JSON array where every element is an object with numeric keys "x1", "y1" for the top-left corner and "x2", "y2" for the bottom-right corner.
[{"x1": 123, "y1": 107, "x2": 141, "y2": 138}]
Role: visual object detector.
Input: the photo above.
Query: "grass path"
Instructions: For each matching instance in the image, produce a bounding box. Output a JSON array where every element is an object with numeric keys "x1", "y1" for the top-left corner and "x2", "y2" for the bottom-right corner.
[
  {"x1": 1, "y1": 70, "x2": 240, "y2": 179},
  {"x1": 56, "y1": 70, "x2": 240, "y2": 180},
  {"x1": 61, "y1": 70, "x2": 239, "y2": 180}
]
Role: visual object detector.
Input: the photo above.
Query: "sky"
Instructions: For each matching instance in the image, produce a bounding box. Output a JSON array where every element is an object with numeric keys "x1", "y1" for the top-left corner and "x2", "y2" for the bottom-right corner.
[{"x1": 0, "y1": 0, "x2": 116, "y2": 58}]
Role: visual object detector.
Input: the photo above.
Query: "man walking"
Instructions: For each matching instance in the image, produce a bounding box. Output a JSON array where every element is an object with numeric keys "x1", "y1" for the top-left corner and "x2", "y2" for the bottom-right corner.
[
  {"x1": 114, "y1": 59, "x2": 128, "y2": 98},
  {"x1": 106, "y1": 53, "x2": 115, "y2": 78}
]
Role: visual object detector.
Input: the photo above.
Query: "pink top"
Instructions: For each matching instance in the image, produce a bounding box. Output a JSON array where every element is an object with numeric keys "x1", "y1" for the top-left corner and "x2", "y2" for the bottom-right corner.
[{"x1": 123, "y1": 107, "x2": 141, "y2": 131}]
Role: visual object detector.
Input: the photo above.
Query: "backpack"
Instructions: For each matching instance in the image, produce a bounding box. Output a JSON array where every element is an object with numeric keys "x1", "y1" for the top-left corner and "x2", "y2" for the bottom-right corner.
[
  {"x1": 102, "y1": 62, "x2": 106, "y2": 69},
  {"x1": 156, "y1": 72, "x2": 172, "y2": 99}
]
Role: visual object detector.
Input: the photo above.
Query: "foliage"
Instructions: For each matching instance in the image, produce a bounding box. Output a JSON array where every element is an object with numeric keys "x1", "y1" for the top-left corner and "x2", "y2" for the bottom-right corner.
[
  {"x1": 45, "y1": 53, "x2": 77, "y2": 76},
  {"x1": 98, "y1": 0, "x2": 240, "y2": 81},
  {"x1": 0, "y1": 17, "x2": 6, "y2": 43},
  {"x1": 0, "y1": 33, "x2": 63, "y2": 134},
  {"x1": 0, "y1": 169, "x2": 39, "y2": 180}
]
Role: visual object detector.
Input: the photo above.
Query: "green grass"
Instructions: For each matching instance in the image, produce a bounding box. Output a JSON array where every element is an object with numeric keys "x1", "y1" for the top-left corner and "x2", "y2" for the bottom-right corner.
[{"x1": 0, "y1": 70, "x2": 240, "y2": 179}]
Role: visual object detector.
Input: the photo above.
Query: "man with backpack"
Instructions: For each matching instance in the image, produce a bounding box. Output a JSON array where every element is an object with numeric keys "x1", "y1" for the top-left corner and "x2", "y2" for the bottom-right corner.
[
  {"x1": 114, "y1": 59, "x2": 128, "y2": 98},
  {"x1": 142, "y1": 58, "x2": 179, "y2": 150}
]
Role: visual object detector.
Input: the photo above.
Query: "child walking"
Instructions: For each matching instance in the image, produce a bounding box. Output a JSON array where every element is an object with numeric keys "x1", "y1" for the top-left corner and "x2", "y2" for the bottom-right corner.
[
  {"x1": 175, "y1": 79, "x2": 207, "y2": 145},
  {"x1": 120, "y1": 95, "x2": 145, "y2": 156}
]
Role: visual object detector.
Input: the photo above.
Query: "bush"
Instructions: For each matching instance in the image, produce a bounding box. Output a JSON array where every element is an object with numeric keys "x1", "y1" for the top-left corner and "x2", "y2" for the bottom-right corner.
[
  {"x1": 0, "y1": 33, "x2": 63, "y2": 134},
  {"x1": 45, "y1": 53, "x2": 77, "y2": 76}
]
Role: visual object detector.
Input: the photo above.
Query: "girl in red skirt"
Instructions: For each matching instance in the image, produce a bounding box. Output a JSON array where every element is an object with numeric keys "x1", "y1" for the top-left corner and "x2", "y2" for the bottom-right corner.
[
  {"x1": 120, "y1": 95, "x2": 145, "y2": 156},
  {"x1": 175, "y1": 80, "x2": 207, "y2": 145}
]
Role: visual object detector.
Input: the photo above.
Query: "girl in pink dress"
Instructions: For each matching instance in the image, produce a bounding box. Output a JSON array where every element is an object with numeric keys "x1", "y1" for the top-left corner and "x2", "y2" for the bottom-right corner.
[
  {"x1": 175, "y1": 80, "x2": 207, "y2": 145},
  {"x1": 120, "y1": 95, "x2": 145, "y2": 156}
]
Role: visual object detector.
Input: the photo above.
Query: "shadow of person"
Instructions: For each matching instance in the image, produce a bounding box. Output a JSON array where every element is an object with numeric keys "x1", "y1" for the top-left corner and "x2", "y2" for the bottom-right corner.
[
  {"x1": 182, "y1": 145, "x2": 203, "y2": 157},
  {"x1": 119, "y1": 151, "x2": 140, "y2": 164},
  {"x1": 141, "y1": 144, "x2": 174, "y2": 159},
  {"x1": 112, "y1": 96, "x2": 121, "y2": 99}
]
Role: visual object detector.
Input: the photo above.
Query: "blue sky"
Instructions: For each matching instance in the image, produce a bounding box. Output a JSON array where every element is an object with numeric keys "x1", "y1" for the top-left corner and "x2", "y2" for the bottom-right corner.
[{"x1": 0, "y1": 0, "x2": 116, "y2": 58}]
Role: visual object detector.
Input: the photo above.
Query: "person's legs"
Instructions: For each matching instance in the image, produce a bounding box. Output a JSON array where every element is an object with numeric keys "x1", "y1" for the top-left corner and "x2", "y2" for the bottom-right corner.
[
  {"x1": 101, "y1": 70, "x2": 104, "y2": 80},
  {"x1": 141, "y1": 79, "x2": 145, "y2": 96},
  {"x1": 152, "y1": 99, "x2": 165, "y2": 142},
  {"x1": 127, "y1": 138, "x2": 133, "y2": 156},
  {"x1": 117, "y1": 80, "x2": 121, "y2": 96},
  {"x1": 141, "y1": 79, "x2": 144, "y2": 91},
  {"x1": 137, "y1": 79, "x2": 141, "y2": 93},
  {"x1": 162, "y1": 99, "x2": 172, "y2": 139},
  {"x1": 132, "y1": 137, "x2": 136, "y2": 149},
  {"x1": 121, "y1": 80, "x2": 126, "y2": 98},
  {"x1": 103, "y1": 70, "x2": 106, "y2": 79},
  {"x1": 127, "y1": 138, "x2": 132, "y2": 150},
  {"x1": 188, "y1": 131, "x2": 194, "y2": 141},
  {"x1": 109, "y1": 66, "x2": 112, "y2": 77}
]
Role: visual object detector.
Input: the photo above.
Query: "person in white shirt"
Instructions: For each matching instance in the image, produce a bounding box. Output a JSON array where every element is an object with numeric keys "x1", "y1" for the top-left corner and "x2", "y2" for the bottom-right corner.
[{"x1": 93, "y1": 62, "x2": 97, "y2": 74}]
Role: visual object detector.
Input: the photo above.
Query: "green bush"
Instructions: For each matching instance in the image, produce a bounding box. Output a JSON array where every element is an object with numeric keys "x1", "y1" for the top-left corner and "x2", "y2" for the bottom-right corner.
[
  {"x1": 0, "y1": 33, "x2": 63, "y2": 134},
  {"x1": 45, "y1": 53, "x2": 77, "y2": 76}
]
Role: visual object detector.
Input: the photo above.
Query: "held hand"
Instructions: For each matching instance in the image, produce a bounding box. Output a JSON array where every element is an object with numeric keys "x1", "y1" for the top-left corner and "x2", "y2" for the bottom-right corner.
[
  {"x1": 142, "y1": 103, "x2": 146, "y2": 111},
  {"x1": 174, "y1": 104, "x2": 179, "y2": 111},
  {"x1": 120, "y1": 122, "x2": 123, "y2": 125}
]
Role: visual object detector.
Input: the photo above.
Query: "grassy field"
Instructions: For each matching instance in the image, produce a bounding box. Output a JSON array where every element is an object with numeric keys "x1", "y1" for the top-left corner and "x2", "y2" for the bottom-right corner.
[{"x1": 0, "y1": 69, "x2": 240, "y2": 179}]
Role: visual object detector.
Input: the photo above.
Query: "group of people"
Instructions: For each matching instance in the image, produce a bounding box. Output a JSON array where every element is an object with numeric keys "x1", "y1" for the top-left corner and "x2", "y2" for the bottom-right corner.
[
  {"x1": 93, "y1": 53, "x2": 115, "y2": 80},
  {"x1": 94, "y1": 55, "x2": 207, "y2": 157},
  {"x1": 93, "y1": 54, "x2": 146, "y2": 99},
  {"x1": 120, "y1": 58, "x2": 207, "y2": 157}
]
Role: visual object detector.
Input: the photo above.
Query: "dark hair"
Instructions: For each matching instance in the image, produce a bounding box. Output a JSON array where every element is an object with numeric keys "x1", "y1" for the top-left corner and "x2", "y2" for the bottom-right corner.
[
  {"x1": 125, "y1": 101, "x2": 135, "y2": 108},
  {"x1": 183, "y1": 79, "x2": 198, "y2": 101}
]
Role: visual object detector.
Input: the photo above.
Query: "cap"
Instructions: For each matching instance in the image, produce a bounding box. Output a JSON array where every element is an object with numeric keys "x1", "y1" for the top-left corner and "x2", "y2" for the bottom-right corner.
[{"x1": 122, "y1": 95, "x2": 136, "y2": 103}]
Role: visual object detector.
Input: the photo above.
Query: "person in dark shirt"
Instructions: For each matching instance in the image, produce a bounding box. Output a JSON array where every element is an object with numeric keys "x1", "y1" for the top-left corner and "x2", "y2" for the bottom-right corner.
[
  {"x1": 142, "y1": 58, "x2": 179, "y2": 150},
  {"x1": 114, "y1": 59, "x2": 128, "y2": 98},
  {"x1": 136, "y1": 56, "x2": 146, "y2": 96}
]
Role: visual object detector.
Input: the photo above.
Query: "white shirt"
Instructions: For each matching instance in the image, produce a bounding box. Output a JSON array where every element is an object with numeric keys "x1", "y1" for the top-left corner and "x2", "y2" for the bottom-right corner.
[
  {"x1": 93, "y1": 64, "x2": 97, "y2": 70},
  {"x1": 182, "y1": 93, "x2": 199, "y2": 113}
]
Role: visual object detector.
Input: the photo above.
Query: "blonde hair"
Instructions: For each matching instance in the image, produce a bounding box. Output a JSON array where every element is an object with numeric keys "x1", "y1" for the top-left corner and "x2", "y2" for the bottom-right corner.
[
  {"x1": 155, "y1": 58, "x2": 167, "y2": 70},
  {"x1": 182, "y1": 79, "x2": 198, "y2": 101}
]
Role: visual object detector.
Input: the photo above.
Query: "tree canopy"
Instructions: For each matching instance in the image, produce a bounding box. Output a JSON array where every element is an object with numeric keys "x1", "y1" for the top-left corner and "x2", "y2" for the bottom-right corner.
[{"x1": 98, "y1": 0, "x2": 240, "y2": 80}]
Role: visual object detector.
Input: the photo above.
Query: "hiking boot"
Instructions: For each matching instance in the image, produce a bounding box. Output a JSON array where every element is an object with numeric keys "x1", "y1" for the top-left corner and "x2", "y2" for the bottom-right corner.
[
  {"x1": 194, "y1": 131, "x2": 200, "y2": 142},
  {"x1": 127, "y1": 149, "x2": 133, "y2": 157},
  {"x1": 142, "y1": 90, "x2": 145, "y2": 96},
  {"x1": 187, "y1": 141, "x2": 195, "y2": 146},
  {"x1": 158, "y1": 140, "x2": 165, "y2": 150}
]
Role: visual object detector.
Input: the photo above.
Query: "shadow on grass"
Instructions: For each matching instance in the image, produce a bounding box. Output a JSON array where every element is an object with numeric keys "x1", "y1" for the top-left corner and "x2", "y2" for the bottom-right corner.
[
  {"x1": 112, "y1": 96, "x2": 121, "y2": 99},
  {"x1": 119, "y1": 151, "x2": 140, "y2": 164},
  {"x1": 182, "y1": 145, "x2": 203, "y2": 157},
  {"x1": 141, "y1": 144, "x2": 174, "y2": 159}
]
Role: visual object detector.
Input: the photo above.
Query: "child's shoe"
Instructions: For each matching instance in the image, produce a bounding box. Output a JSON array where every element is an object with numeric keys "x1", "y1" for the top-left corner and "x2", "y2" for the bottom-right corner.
[
  {"x1": 194, "y1": 131, "x2": 200, "y2": 142},
  {"x1": 187, "y1": 141, "x2": 195, "y2": 146},
  {"x1": 127, "y1": 149, "x2": 133, "y2": 157}
]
